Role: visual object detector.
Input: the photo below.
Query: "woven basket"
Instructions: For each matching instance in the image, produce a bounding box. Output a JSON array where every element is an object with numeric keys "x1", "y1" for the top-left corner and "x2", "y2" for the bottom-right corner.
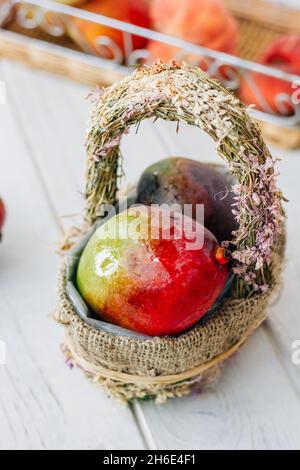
[{"x1": 55, "y1": 62, "x2": 285, "y2": 404}]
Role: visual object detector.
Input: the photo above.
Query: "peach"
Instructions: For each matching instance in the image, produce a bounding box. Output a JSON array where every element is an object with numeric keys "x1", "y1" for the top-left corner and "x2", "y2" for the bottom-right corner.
[{"x1": 148, "y1": 0, "x2": 239, "y2": 61}]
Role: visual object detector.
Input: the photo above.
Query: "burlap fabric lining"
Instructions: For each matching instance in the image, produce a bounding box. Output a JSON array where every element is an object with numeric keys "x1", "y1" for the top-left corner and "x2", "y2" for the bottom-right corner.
[{"x1": 55, "y1": 242, "x2": 283, "y2": 403}]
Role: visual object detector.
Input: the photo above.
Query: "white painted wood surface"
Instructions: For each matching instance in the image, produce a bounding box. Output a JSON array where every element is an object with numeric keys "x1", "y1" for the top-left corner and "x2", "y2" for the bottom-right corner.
[{"x1": 0, "y1": 61, "x2": 300, "y2": 450}]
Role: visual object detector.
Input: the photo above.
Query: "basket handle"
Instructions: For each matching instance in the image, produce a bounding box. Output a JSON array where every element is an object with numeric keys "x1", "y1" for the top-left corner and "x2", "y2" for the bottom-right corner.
[{"x1": 84, "y1": 62, "x2": 284, "y2": 297}]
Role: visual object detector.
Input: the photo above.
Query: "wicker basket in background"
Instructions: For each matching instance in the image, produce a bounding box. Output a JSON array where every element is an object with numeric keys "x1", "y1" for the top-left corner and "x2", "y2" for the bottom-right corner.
[{"x1": 0, "y1": 0, "x2": 300, "y2": 148}]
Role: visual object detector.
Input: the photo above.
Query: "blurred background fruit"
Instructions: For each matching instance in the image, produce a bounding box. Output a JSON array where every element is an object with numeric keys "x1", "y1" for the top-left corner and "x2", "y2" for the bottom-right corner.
[
  {"x1": 262, "y1": 35, "x2": 300, "y2": 75},
  {"x1": 67, "y1": 0, "x2": 151, "y2": 60},
  {"x1": 4, "y1": 0, "x2": 300, "y2": 149},
  {"x1": 147, "y1": 0, "x2": 239, "y2": 64},
  {"x1": 240, "y1": 35, "x2": 300, "y2": 115}
]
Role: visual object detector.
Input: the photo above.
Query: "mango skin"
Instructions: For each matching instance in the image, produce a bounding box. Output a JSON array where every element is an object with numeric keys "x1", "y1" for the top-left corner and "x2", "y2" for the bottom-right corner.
[
  {"x1": 77, "y1": 206, "x2": 228, "y2": 337},
  {"x1": 136, "y1": 157, "x2": 237, "y2": 243}
]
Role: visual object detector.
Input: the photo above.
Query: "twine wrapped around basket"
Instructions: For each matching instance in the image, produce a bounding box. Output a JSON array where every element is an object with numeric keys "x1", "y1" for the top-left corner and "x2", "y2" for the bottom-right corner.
[{"x1": 55, "y1": 62, "x2": 285, "y2": 404}]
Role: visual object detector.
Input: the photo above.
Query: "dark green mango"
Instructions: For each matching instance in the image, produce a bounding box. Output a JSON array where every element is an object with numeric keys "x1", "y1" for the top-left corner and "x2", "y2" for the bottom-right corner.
[{"x1": 136, "y1": 157, "x2": 237, "y2": 243}]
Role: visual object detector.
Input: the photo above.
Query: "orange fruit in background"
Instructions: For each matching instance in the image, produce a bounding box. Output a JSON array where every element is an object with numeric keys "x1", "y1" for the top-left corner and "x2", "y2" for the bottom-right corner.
[
  {"x1": 239, "y1": 67, "x2": 297, "y2": 116},
  {"x1": 148, "y1": 0, "x2": 239, "y2": 62},
  {"x1": 261, "y1": 34, "x2": 300, "y2": 75},
  {"x1": 67, "y1": 0, "x2": 151, "y2": 60},
  {"x1": 240, "y1": 35, "x2": 300, "y2": 116}
]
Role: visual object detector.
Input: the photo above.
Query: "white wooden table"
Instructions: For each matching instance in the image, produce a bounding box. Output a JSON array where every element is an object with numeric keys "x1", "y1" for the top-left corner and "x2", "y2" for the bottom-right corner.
[{"x1": 0, "y1": 60, "x2": 300, "y2": 450}]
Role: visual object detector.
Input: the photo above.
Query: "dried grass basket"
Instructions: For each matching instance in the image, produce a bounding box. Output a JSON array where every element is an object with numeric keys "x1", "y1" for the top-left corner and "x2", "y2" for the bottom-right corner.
[{"x1": 55, "y1": 62, "x2": 285, "y2": 404}]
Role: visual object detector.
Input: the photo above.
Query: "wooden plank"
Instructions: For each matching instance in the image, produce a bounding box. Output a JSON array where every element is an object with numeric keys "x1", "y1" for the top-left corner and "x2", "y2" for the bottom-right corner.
[
  {"x1": 1, "y1": 60, "x2": 87, "y2": 222},
  {"x1": 139, "y1": 329, "x2": 300, "y2": 450},
  {"x1": 263, "y1": 151, "x2": 300, "y2": 392},
  {"x1": 0, "y1": 61, "x2": 145, "y2": 450}
]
